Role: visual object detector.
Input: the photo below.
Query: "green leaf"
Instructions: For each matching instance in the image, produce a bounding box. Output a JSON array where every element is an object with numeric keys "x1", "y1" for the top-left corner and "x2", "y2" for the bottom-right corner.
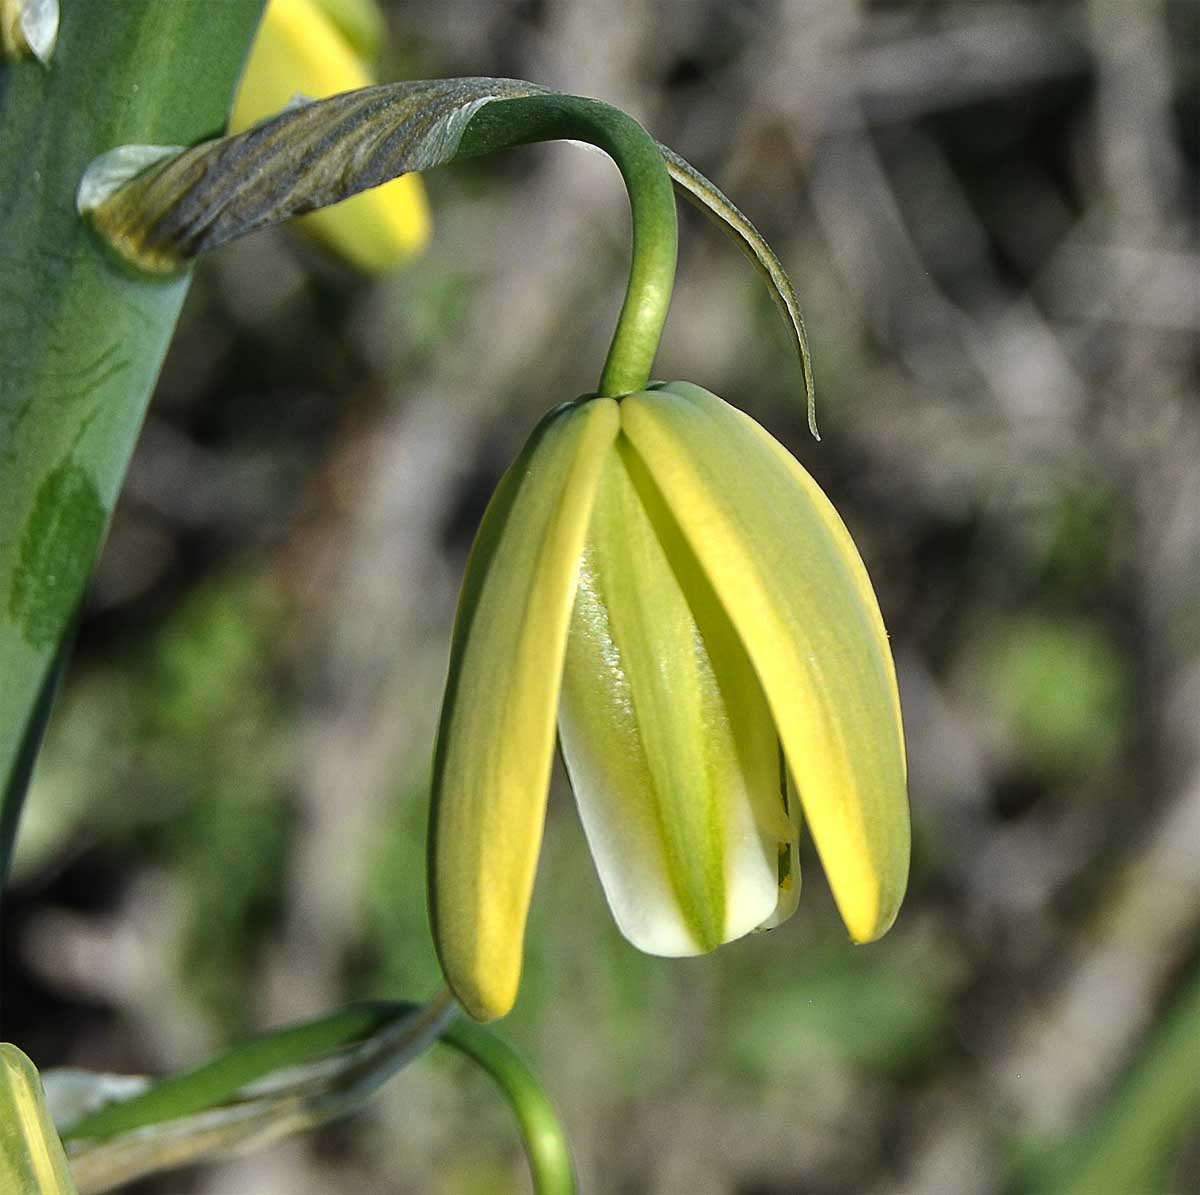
[
  {"x1": 660, "y1": 145, "x2": 817, "y2": 436},
  {"x1": 52, "y1": 997, "x2": 575, "y2": 1195},
  {"x1": 1025, "y1": 964, "x2": 1200, "y2": 1195},
  {"x1": 0, "y1": 1, "x2": 267, "y2": 883},
  {"x1": 58, "y1": 998, "x2": 455, "y2": 1194}
]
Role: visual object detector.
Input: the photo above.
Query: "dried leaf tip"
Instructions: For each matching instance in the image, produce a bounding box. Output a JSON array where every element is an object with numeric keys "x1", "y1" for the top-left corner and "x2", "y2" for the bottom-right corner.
[{"x1": 1, "y1": 0, "x2": 58, "y2": 64}]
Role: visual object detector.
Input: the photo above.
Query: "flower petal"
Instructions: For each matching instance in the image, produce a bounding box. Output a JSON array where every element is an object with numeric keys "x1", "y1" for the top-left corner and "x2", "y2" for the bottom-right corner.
[
  {"x1": 620, "y1": 383, "x2": 909, "y2": 943},
  {"x1": 429, "y1": 398, "x2": 619, "y2": 1021},
  {"x1": 756, "y1": 758, "x2": 803, "y2": 931},
  {"x1": 558, "y1": 444, "x2": 791, "y2": 957}
]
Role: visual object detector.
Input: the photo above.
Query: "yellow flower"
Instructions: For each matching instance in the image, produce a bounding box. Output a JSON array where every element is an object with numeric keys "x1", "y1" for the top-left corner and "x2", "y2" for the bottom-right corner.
[
  {"x1": 429, "y1": 383, "x2": 910, "y2": 1022},
  {"x1": 229, "y1": 0, "x2": 431, "y2": 272},
  {"x1": 0, "y1": 1044, "x2": 77, "y2": 1194}
]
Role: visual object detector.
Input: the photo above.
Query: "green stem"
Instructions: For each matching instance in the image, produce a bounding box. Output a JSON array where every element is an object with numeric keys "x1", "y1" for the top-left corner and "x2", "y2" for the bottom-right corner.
[
  {"x1": 442, "y1": 1018, "x2": 576, "y2": 1195},
  {"x1": 456, "y1": 95, "x2": 678, "y2": 397}
]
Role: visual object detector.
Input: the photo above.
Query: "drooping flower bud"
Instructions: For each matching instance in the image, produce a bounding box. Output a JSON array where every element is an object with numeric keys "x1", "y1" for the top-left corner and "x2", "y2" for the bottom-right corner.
[{"x1": 430, "y1": 384, "x2": 909, "y2": 1021}]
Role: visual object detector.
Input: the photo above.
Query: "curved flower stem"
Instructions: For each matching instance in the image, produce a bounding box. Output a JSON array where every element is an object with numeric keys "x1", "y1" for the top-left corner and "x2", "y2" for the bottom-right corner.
[
  {"x1": 455, "y1": 94, "x2": 679, "y2": 397},
  {"x1": 441, "y1": 1018, "x2": 576, "y2": 1195}
]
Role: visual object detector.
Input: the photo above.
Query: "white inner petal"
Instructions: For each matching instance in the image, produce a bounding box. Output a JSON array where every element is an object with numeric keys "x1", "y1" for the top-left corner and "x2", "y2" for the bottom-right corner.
[{"x1": 558, "y1": 447, "x2": 787, "y2": 957}]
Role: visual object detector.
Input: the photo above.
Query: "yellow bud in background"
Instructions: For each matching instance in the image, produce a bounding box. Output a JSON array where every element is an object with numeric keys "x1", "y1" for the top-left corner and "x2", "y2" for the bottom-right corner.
[
  {"x1": 230, "y1": 0, "x2": 431, "y2": 273},
  {"x1": 306, "y1": 0, "x2": 387, "y2": 62},
  {"x1": 0, "y1": 1044, "x2": 77, "y2": 1194}
]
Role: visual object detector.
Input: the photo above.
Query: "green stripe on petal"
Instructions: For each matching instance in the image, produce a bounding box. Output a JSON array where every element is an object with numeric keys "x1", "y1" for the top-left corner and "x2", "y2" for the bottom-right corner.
[
  {"x1": 620, "y1": 383, "x2": 909, "y2": 944},
  {"x1": 429, "y1": 397, "x2": 619, "y2": 1022},
  {"x1": 757, "y1": 754, "x2": 803, "y2": 931},
  {"x1": 558, "y1": 441, "x2": 787, "y2": 957}
]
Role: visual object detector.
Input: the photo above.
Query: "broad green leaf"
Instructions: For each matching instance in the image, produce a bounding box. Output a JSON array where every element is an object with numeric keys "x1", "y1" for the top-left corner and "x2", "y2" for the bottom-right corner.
[
  {"x1": 0, "y1": 0, "x2": 267, "y2": 883},
  {"x1": 429, "y1": 398, "x2": 619, "y2": 1022},
  {"x1": 0, "y1": 1043, "x2": 77, "y2": 1194},
  {"x1": 558, "y1": 442, "x2": 790, "y2": 956},
  {"x1": 620, "y1": 382, "x2": 909, "y2": 944}
]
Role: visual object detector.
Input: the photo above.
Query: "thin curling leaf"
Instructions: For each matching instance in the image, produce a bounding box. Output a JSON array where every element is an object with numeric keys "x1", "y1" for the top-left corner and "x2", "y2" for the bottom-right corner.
[
  {"x1": 0, "y1": 1044, "x2": 78, "y2": 1194},
  {"x1": 661, "y1": 145, "x2": 817, "y2": 437},
  {"x1": 430, "y1": 399, "x2": 619, "y2": 1023},
  {"x1": 79, "y1": 77, "x2": 549, "y2": 275},
  {"x1": 57, "y1": 1000, "x2": 454, "y2": 1193},
  {"x1": 620, "y1": 383, "x2": 909, "y2": 945},
  {"x1": 558, "y1": 444, "x2": 787, "y2": 958},
  {"x1": 229, "y1": 0, "x2": 431, "y2": 273}
]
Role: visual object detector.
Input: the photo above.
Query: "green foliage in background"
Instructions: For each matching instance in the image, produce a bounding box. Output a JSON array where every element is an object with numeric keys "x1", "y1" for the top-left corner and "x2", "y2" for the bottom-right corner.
[{"x1": 17, "y1": 574, "x2": 292, "y2": 1032}]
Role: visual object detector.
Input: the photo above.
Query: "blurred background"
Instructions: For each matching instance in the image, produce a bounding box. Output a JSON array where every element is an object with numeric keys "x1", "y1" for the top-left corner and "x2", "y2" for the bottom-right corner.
[{"x1": 4, "y1": 0, "x2": 1198, "y2": 1191}]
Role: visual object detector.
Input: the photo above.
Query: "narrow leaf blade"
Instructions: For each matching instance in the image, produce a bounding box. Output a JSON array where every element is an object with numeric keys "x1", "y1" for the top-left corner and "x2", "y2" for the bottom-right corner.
[{"x1": 660, "y1": 145, "x2": 817, "y2": 436}]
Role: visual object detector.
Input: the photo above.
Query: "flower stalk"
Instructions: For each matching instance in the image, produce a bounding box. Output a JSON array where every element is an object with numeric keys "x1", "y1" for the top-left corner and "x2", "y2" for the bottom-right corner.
[{"x1": 455, "y1": 96, "x2": 678, "y2": 396}]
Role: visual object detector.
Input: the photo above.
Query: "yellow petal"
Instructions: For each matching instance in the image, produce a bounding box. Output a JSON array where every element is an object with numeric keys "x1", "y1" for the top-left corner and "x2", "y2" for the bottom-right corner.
[
  {"x1": 620, "y1": 383, "x2": 909, "y2": 943},
  {"x1": 429, "y1": 398, "x2": 619, "y2": 1021},
  {"x1": 558, "y1": 443, "x2": 790, "y2": 957},
  {"x1": 0, "y1": 1044, "x2": 78, "y2": 1194},
  {"x1": 306, "y1": 0, "x2": 386, "y2": 62},
  {"x1": 229, "y1": 0, "x2": 431, "y2": 272}
]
